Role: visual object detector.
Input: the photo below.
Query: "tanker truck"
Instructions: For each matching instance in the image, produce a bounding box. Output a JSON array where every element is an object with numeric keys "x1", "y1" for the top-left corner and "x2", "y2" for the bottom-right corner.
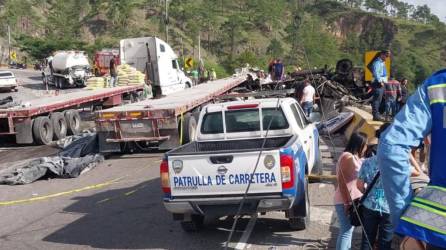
[{"x1": 42, "y1": 51, "x2": 92, "y2": 89}]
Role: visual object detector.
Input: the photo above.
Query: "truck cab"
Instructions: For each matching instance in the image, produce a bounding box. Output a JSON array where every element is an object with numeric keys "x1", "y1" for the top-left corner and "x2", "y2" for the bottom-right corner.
[
  {"x1": 161, "y1": 98, "x2": 322, "y2": 232},
  {"x1": 119, "y1": 37, "x2": 192, "y2": 96}
]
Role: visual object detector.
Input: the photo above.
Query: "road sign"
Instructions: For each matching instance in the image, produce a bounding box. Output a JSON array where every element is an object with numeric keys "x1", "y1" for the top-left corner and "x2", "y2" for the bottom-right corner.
[
  {"x1": 365, "y1": 51, "x2": 391, "y2": 82},
  {"x1": 10, "y1": 51, "x2": 16, "y2": 60},
  {"x1": 185, "y1": 57, "x2": 194, "y2": 69}
]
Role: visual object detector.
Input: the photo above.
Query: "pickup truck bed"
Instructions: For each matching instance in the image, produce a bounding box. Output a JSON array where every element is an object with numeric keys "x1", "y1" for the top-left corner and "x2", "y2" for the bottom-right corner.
[{"x1": 167, "y1": 136, "x2": 293, "y2": 155}]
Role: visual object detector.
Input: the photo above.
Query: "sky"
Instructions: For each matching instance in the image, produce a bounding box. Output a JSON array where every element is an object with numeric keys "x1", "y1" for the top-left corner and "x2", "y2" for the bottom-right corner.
[{"x1": 402, "y1": 0, "x2": 446, "y2": 22}]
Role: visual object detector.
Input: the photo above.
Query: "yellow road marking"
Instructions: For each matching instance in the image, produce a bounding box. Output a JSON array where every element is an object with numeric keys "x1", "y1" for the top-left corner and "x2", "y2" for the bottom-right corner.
[
  {"x1": 96, "y1": 184, "x2": 147, "y2": 205},
  {"x1": 0, "y1": 177, "x2": 123, "y2": 206}
]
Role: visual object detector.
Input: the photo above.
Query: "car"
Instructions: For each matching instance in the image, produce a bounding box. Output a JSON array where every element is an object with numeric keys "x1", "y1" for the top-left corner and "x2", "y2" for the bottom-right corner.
[
  {"x1": 0, "y1": 71, "x2": 18, "y2": 92},
  {"x1": 161, "y1": 98, "x2": 322, "y2": 232}
]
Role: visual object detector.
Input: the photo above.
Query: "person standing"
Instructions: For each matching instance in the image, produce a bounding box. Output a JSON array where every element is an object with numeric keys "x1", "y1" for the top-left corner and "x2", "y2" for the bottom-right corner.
[
  {"x1": 398, "y1": 78, "x2": 409, "y2": 111},
  {"x1": 273, "y1": 59, "x2": 284, "y2": 81},
  {"x1": 371, "y1": 51, "x2": 390, "y2": 121},
  {"x1": 334, "y1": 132, "x2": 368, "y2": 250},
  {"x1": 299, "y1": 79, "x2": 316, "y2": 116},
  {"x1": 357, "y1": 123, "x2": 393, "y2": 250},
  {"x1": 191, "y1": 69, "x2": 199, "y2": 86},
  {"x1": 384, "y1": 78, "x2": 401, "y2": 120},
  {"x1": 210, "y1": 68, "x2": 217, "y2": 81},
  {"x1": 109, "y1": 58, "x2": 117, "y2": 87},
  {"x1": 378, "y1": 69, "x2": 446, "y2": 249},
  {"x1": 268, "y1": 59, "x2": 276, "y2": 79}
]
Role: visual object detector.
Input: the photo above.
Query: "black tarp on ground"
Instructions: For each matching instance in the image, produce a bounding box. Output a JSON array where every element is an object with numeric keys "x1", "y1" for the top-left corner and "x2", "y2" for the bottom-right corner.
[{"x1": 0, "y1": 132, "x2": 104, "y2": 185}]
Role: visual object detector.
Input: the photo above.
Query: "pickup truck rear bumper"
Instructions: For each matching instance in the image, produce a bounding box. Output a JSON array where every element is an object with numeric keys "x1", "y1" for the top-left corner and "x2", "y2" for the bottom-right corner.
[{"x1": 164, "y1": 195, "x2": 292, "y2": 217}]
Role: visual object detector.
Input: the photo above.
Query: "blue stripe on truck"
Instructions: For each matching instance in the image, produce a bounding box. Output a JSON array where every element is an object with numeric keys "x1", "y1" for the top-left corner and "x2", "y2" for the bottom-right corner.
[{"x1": 280, "y1": 142, "x2": 307, "y2": 199}]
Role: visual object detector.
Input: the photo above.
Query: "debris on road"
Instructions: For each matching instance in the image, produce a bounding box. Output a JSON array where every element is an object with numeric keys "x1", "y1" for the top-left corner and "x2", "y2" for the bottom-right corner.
[
  {"x1": 0, "y1": 131, "x2": 103, "y2": 185},
  {"x1": 0, "y1": 96, "x2": 13, "y2": 105},
  {"x1": 317, "y1": 112, "x2": 354, "y2": 135}
]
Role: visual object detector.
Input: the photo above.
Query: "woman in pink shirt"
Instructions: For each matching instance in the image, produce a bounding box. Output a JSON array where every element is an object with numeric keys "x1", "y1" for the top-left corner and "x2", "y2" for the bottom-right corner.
[{"x1": 334, "y1": 132, "x2": 368, "y2": 250}]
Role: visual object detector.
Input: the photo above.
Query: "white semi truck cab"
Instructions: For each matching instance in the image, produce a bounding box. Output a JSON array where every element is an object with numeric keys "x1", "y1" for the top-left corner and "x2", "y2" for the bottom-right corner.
[
  {"x1": 119, "y1": 37, "x2": 192, "y2": 96},
  {"x1": 161, "y1": 98, "x2": 322, "y2": 232}
]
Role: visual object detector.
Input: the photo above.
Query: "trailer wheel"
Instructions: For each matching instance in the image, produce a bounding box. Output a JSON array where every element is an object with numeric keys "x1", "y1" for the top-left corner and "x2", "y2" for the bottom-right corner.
[
  {"x1": 50, "y1": 112, "x2": 67, "y2": 140},
  {"x1": 64, "y1": 110, "x2": 81, "y2": 135},
  {"x1": 32, "y1": 116, "x2": 54, "y2": 145},
  {"x1": 181, "y1": 114, "x2": 197, "y2": 144}
]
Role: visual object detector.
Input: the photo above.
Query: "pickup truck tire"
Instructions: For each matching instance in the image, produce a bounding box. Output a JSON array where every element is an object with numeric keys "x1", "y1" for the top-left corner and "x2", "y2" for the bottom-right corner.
[
  {"x1": 64, "y1": 110, "x2": 81, "y2": 135},
  {"x1": 50, "y1": 112, "x2": 67, "y2": 140},
  {"x1": 180, "y1": 215, "x2": 204, "y2": 232},
  {"x1": 32, "y1": 116, "x2": 54, "y2": 145},
  {"x1": 288, "y1": 177, "x2": 310, "y2": 230}
]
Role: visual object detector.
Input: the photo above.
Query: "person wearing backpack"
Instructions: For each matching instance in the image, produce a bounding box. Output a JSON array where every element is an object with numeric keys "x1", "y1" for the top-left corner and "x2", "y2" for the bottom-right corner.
[{"x1": 357, "y1": 123, "x2": 393, "y2": 250}]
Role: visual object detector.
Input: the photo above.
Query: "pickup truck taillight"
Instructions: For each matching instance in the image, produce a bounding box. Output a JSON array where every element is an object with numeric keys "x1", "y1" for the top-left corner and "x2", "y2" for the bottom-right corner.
[
  {"x1": 160, "y1": 159, "x2": 171, "y2": 193},
  {"x1": 280, "y1": 154, "x2": 294, "y2": 189}
]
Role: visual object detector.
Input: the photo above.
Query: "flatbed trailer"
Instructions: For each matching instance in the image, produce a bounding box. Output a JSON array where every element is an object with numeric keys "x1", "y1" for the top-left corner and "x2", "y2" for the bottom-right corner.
[
  {"x1": 95, "y1": 74, "x2": 248, "y2": 152},
  {"x1": 0, "y1": 85, "x2": 143, "y2": 145}
]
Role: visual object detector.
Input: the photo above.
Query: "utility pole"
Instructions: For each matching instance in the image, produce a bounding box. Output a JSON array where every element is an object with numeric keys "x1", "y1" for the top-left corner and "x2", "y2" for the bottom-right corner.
[
  {"x1": 165, "y1": 0, "x2": 169, "y2": 43},
  {"x1": 198, "y1": 32, "x2": 201, "y2": 63},
  {"x1": 8, "y1": 25, "x2": 11, "y2": 65}
]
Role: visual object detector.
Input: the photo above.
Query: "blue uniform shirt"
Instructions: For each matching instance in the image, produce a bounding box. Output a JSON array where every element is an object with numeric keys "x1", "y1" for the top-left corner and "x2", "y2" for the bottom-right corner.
[
  {"x1": 378, "y1": 77, "x2": 432, "y2": 227},
  {"x1": 372, "y1": 58, "x2": 387, "y2": 83}
]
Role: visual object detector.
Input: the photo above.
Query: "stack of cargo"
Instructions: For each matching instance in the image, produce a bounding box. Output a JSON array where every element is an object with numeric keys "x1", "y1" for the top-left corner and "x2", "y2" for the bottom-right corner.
[
  {"x1": 117, "y1": 64, "x2": 145, "y2": 86},
  {"x1": 85, "y1": 77, "x2": 107, "y2": 90}
]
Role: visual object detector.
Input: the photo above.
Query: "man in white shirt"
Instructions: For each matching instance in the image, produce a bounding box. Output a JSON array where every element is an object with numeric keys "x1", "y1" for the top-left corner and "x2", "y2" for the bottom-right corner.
[{"x1": 300, "y1": 79, "x2": 316, "y2": 116}]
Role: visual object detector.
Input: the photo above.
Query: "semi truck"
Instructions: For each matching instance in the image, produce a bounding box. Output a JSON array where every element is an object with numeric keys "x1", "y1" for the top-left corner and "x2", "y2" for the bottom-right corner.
[
  {"x1": 119, "y1": 37, "x2": 192, "y2": 96},
  {"x1": 95, "y1": 73, "x2": 248, "y2": 152},
  {"x1": 0, "y1": 85, "x2": 143, "y2": 145},
  {"x1": 42, "y1": 51, "x2": 92, "y2": 89},
  {"x1": 93, "y1": 49, "x2": 120, "y2": 76}
]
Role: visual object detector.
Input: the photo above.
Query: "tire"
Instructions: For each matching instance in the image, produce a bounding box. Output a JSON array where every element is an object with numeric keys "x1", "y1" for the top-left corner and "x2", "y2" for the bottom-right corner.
[
  {"x1": 64, "y1": 109, "x2": 81, "y2": 135},
  {"x1": 180, "y1": 215, "x2": 204, "y2": 232},
  {"x1": 185, "y1": 82, "x2": 191, "y2": 88},
  {"x1": 288, "y1": 177, "x2": 310, "y2": 230},
  {"x1": 182, "y1": 114, "x2": 197, "y2": 144},
  {"x1": 32, "y1": 116, "x2": 54, "y2": 145},
  {"x1": 50, "y1": 112, "x2": 67, "y2": 140}
]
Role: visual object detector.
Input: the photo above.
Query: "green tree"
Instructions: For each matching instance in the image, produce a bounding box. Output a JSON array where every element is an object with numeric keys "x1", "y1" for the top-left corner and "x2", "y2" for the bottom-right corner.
[{"x1": 266, "y1": 38, "x2": 284, "y2": 58}]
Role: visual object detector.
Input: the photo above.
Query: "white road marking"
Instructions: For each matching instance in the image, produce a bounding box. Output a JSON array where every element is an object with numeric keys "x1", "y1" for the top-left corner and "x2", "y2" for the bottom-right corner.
[{"x1": 234, "y1": 213, "x2": 258, "y2": 250}]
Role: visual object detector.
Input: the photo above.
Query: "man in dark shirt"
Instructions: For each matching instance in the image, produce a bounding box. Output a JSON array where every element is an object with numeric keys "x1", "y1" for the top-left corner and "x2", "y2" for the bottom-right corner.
[
  {"x1": 273, "y1": 59, "x2": 284, "y2": 81},
  {"x1": 109, "y1": 58, "x2": 117, "y2": 87},
  {"x1": 398, "y1": 78, "x2": 409, "y2": 111}
]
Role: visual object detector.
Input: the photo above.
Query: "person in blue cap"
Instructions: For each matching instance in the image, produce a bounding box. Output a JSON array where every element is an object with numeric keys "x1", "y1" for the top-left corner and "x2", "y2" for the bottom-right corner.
[{"x1": 378, "y1": 68, "x2": 446, "y2": 250}]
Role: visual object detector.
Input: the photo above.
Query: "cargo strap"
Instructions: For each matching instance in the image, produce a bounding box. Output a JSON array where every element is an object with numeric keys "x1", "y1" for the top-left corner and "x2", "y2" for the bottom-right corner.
[
  {"x1": 401, "y1": 186, "x2": 446, "y2": 235},
  {"x1": 428, "y1": 84, "x2": 446, "y2": 104}
]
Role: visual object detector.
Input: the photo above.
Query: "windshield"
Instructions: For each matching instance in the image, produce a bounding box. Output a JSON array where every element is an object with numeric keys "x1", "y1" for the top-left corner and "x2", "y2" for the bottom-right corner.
[
  {"x1": 201, "y1": 108, "x2": 289, "y2": 134},
  {"x1": 0, "y1": 72, "x2": 14, "y2": 77}
]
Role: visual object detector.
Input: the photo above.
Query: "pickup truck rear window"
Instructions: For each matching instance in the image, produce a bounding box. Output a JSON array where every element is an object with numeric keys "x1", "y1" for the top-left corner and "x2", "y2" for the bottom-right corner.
[
  {"x1": 201, "y1": 108, "x2": 288, "y2": 134},
  {"x1": 0, "y1": 72, "x2": 13, "y2": 77}
]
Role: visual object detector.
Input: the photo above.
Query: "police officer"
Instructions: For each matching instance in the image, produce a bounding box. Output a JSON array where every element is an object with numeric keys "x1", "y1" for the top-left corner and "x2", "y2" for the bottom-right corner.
[{"x1": 378, "y1": 69, "x2": 446, "y2": 249}]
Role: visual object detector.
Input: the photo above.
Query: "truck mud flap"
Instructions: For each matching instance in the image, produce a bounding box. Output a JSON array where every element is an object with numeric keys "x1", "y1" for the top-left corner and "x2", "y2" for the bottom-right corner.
[
  {"x1": 15, "y1": 118, "x2": 33, "y2": 144},
  {"x1": 98, "y1": 132, "x2": 121, "y2": 153}
]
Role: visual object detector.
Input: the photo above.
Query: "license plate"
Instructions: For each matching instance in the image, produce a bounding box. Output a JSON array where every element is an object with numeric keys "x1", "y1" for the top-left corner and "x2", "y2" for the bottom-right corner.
[{"x1": 131, "y1": 122, "x2": 144, "y2": 128}]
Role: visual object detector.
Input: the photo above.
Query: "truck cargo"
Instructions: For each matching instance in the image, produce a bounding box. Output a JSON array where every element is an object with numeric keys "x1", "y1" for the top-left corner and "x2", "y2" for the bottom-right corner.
[
  {"x1": 161, "y1": 98, "x2": 322, "y2": 231},
  {"x1": 0, "y1": 85, "x2": 143, "y2": 145},
  {"x1": 95, "y1": 73, "x2": 248, "y2": 152},
  {"x1": 42, "y1": 51, "x2": 92, "y2": 89},
  {"x1": 120, "y1": 37, "x2": 192, "y2": 96}
]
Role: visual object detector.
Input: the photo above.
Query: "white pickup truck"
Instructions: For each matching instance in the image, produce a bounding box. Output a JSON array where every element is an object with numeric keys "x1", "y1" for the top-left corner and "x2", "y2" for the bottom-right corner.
[{"x1": 160, "y1": 98, "x2": 322, "y2": 232}]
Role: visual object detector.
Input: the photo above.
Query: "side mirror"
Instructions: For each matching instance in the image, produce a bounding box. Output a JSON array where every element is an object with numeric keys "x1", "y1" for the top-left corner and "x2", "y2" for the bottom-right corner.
[{"x1": 308, "y1": 112, "x2": 321, "y2": 123}]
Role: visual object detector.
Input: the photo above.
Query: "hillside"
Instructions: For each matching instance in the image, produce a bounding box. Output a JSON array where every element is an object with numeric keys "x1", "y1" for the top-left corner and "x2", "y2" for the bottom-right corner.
[{"x1": 0, "y1": 0, "x2": 445, "y2": 87}]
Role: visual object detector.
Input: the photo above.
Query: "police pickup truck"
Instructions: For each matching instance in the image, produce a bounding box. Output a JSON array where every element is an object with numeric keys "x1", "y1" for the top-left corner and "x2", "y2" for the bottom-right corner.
[{"x1": 160, "y1": 98, "x2": 321, "y2": 232}]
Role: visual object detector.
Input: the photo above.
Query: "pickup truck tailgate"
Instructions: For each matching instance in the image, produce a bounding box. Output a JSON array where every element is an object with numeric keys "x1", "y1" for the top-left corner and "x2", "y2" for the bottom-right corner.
[{"x1": 168, "y1": 151, "x2": 282, "y2": 197}]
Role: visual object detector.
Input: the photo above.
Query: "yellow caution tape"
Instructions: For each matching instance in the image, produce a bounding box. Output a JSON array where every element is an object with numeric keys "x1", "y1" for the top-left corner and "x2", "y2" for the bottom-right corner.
[{"x1": 0, "y1": 177, "x2": 123, "y2": 206}]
